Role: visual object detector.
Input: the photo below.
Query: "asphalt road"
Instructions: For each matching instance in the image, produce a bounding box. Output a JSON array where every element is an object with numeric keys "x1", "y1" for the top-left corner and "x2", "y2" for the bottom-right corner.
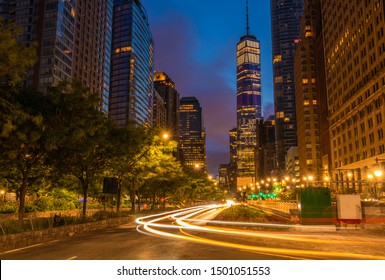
[
  {"x1": 2, "y1": 205, "x2": 385, "y2": 260},
  {"x1": 0, "y1": 222, "x2": 284, "y2": 260}
]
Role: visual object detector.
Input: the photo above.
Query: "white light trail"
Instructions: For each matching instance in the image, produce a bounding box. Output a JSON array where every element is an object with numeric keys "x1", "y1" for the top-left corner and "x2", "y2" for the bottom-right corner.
[{"x1": 135, "y1": 204, "x2": 385, "y2": 260}]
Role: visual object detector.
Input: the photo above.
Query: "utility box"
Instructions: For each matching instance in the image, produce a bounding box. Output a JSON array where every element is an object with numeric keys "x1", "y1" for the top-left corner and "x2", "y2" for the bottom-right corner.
[
  {"x1": 337, "y1": 194, "x2": 362, "y2": 222},
  {"x1": 299, "y1": 188, "x2": 333, "y2": 225}
]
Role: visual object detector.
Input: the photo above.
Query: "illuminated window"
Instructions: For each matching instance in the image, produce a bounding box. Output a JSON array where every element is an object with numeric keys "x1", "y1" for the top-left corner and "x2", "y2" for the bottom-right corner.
[
  {"x1": 273, "y1": 55, "x2": 282, "y2": 64},
  {"x1": 302, "y1": 79, "x2": 309, "y2": 84},
  {"x1": 304, "y1": 100, "x2": 310, "y2": 106},
  {"x1": 275, "y1": 76, "x2": 283, "y2": 83},
  {"x1": 276, "y1": 111, "x2": 284, "y2": 119}
]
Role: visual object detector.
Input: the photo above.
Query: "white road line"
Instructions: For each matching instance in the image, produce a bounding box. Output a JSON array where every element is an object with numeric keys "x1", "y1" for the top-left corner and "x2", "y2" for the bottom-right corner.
[{"x1": 1, "y1": 240, "x2": 59, "y2": 254}]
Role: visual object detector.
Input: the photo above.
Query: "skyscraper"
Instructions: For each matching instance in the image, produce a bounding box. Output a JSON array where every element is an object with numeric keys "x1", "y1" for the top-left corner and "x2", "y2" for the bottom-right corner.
[
  {"x1": 73, "y1": 0, "x2": 113, "y2": 113},
  {"x1": 109, "y1": 0, "x2": 154, "y2": 127},
  {"x1": 236, "y1": 0, "x2": 261, "y2": 185},
  {"x1": 294, "y1": 0, "x2": 322, "y2": 181},
  {"x1": 179, "y1": 97, "x2": 206, "y2": 171},
  {"x1": 271, "y1": 0, "x2": 303, "y2": 172},
  {"x1": 154, "y1": 71, "x2": 180, "y2": 140},
  {"x1": 322, "y1": 0, "x2": 385, "y2": 194},
  {"x1": 1, "y1": 0, "x2": 113, "y2": 112},
  {"x1": 153, "y1": 90, "x2": 167, "y2": 129}
]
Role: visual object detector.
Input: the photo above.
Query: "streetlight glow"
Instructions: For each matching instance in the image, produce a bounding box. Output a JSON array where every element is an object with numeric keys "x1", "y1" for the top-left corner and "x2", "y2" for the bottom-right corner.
[
  {"x1": 162, "y1": 133, "x2": 169, "y2": 140},
  {"x1": 374, "y1": 170, "x2": 383, "y2": 178}
]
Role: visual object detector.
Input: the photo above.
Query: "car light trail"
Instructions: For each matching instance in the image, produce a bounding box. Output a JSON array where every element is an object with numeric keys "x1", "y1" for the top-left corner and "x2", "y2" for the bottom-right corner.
[{"x1": 136, "y1": 204, "x2": 385, "y2": 260}]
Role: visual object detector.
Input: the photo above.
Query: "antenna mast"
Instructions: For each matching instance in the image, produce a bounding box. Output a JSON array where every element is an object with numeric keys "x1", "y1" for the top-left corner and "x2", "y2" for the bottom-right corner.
[{"x1": 246, "y1": 0, "x2": 250, "y2": 36}]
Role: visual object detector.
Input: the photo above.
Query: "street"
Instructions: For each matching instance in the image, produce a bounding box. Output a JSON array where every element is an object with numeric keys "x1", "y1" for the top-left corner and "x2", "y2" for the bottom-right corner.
[{"x1": 1, "y1": 204, "x2": 385, "y2": 260}]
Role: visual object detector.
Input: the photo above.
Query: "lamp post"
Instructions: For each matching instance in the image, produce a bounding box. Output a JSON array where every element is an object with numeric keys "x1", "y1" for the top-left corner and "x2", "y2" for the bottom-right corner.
[
  {"x1": 374, "y1": 168, "x2": 383, "y2": 199},
  {"x1": 302, "y1": 175, "x2": 313, "y2": 187},
  {"x1": 373, "y1": 157, "x2": 385, "y2": 198}
]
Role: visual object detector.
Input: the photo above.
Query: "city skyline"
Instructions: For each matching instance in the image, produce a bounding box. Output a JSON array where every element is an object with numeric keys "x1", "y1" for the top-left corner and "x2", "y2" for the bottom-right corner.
[{"x1": 142, "y1": 0, "x2": 274, "y2": 175}]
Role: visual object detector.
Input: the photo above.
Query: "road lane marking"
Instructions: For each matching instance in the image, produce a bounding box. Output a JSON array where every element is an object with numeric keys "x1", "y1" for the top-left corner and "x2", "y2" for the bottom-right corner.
[{"x1": 1, "y1": 240, "x2": 59, "y2": 254}]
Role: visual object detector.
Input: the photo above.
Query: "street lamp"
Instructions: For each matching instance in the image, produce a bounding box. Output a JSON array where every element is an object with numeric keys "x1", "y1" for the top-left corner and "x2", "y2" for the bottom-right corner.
[
  {"x1": 302, "y1": 175, "x2": 313, "y2": 187},
  {"x1": 162, "y1": 133, "x2": 169, "y2": 140},
  {"x1": 373, "y1": 157, "x2": 385, "y2": 198}
]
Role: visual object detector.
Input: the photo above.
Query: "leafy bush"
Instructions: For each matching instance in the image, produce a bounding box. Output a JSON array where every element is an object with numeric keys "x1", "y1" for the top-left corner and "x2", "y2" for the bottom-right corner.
[
  {"x1": 216, "y1": 205, "x2": 268, "y2": 222},
  {"x1": 33, "y1": 196, "x2": 53, "y2": 211},
  {"x1": 0, "y1": 202, "x2": 18, "y2": 214},
  {"x1": 24, "y1": 202, "x2": 37, "y2": 213}
]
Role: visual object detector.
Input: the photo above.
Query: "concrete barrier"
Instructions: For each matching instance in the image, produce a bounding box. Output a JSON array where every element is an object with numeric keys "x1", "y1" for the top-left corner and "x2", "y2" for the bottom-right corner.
[{"x1": 0, "y1": 216, "x2": 133, "y2": 253}]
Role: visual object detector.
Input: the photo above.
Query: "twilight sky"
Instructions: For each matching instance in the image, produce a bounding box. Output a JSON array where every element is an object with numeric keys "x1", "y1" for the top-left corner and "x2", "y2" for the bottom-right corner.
[{"x1": 142, "y1": 0, "x2": 274, "y2": 175}]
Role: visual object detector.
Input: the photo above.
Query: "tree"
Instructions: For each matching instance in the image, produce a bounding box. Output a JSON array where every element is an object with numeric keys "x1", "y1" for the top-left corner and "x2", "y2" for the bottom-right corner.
[
  {"x1": 0, "y1": 89, "x2": 51, "y2": 220},
  {"x1": 0, "y1": 17, "x2": 36, "y2": 90},
  {"x1": 107, "y1": 123, "x2": 152, "y2": 212},
  {"x1": 138, "y1": 136, "x2": 184, "y2": 210},
  {"x1": 47, "y1": 80, "x2": 111, "y2": 218}
]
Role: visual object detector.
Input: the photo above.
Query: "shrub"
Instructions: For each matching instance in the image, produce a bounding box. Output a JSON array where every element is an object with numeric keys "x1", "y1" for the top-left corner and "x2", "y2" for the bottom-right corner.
[
  {"x1": 33, "y1": 196, "x2": 53, "y2": 211},
  {"x1": 216, "y1": 205, "x2": 268, "y2": 222},
  {"x1": 0, "y1": 202, "x2": 18, "y2": 214},
  {"x1": 24, "y1": 202, "x2": 37, "y2": 213}
]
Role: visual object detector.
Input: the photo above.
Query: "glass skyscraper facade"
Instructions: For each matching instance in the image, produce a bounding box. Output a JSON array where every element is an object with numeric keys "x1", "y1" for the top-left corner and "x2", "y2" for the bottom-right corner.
[
  {"x1": 38, "y1": 0, "x2": 76, "y2": 93},
  {"x1": 154, "y1": 71, "x2": 180, "y2": 140},
  {"x1": 179, "y1": 97, "x2": 206, "y2": 171},
  {"x1": 235, "y1": 1, "x2": 262, "y2": 184},
  {"x1": 271, "y1": 0, "x2": 303, "y2": 172},
  {"x1": 73, "y1": 0, "x2": 113, "y2": 113},
  {"x1": 109, "y1": 0, "x2": 154, "y2": 127},
  {"x1": 1, "y1": 0, "x2": 113, "y2": 113}
]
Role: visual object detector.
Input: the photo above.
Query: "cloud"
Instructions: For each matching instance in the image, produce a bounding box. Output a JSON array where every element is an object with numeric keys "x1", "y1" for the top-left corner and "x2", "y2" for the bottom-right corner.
[{"x1": 151, "y1": 10, "x2": 236, "y2": 174}]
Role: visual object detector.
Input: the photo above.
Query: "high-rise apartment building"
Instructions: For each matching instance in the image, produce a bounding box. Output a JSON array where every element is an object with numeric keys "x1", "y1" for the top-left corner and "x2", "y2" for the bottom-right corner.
[
  {"x1": 109, "y1": 0, "x2": 154, "y2": 127},
  {"x1": 154, "y1": 71, "x2": 180, "y2": 140},
  {"x1": 179, "y1": 97, "x2": 206, "y2": 171},
  {"x1": 323, "y1": 0, "x2": 385, "y2": 194},
  {"x1": 294, "y1": 0, "x2": 322, "y2": 181},
  {"x1": 271, "y1": 0, "x2": 303, "y2": 172},
  {"x1": 1, "y1": 0, "x2": 113, "y2": 112},
  {"x1": 236, "y1": 0, "x2": 262, "y2": 186}
]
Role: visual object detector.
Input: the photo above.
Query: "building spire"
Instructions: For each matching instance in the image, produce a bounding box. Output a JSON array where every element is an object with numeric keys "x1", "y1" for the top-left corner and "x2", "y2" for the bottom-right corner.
[{"x1": 246, "y1": 0, "x2": 250, "y2": 36}]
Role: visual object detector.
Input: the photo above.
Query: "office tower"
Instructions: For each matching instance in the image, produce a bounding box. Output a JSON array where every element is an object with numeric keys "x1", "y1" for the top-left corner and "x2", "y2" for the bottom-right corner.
[
  {"x1": 218, "y1": 164, "x2": 230, "y2": 188},
  {"x1": 1, "y1": 0, "x2": 113, "y2": 112},
  {"x1": 154, "y1": 71, "x2": 180, "y2": 140},
  {"x1": 109, "y1": 0, "x2": 154, "y2": 127},
  {"x1": 0, "y1": 1, "x2": 12, "y2": 21},
  {"x1": 236, "y1": 0, "x2": 261, "y2": 186},
  {"x1": 73, "y1": 0, "x2": 113, "y2": 113},
  {"x1": 153, "y1": 90, "x2": 167, "y2": 129},
  {"x1": 294, "y1": 0, "x2": 322, "y2": 181},
  {"x1": 179, "y1": 97, "x2": 206, "y2": 171},
  {"x1": 228, "y1": 128, "x2": 238, "y2": 191},
  {"x1": 313, "y1": 0, "x2": 330, "y2": 182},
  {"x1": 261, "y1": 116, "x2": 276, "y2": 177},
  {"x1": 322, "y1": 0, "x2": 385, "y2": 194},
  {"x1": 271, "y1": 0, "x2": 303, "y2": 172},
  {"x1": 286, "y1": 147, "x2": 300, "y2": 182}
]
